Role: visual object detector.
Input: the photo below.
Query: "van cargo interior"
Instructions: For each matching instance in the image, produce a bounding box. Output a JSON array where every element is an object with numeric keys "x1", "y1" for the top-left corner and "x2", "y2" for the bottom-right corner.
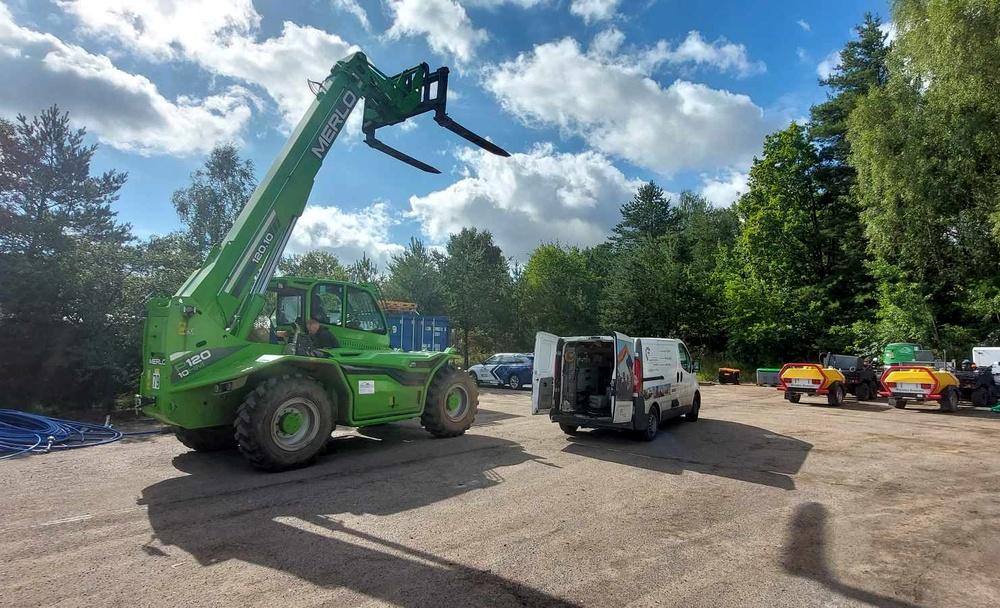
[{"x1": 560, "y1": 339, "x2": 614, "y2": 418}]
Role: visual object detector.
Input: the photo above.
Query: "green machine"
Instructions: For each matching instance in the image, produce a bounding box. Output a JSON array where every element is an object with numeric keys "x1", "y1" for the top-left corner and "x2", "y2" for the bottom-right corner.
[
  {"x1": 136, "y1": 52, "x2": 510, "y2": 470},
  {"x1": 883, "y1": 343, "x2": 937, "y2": 366}
]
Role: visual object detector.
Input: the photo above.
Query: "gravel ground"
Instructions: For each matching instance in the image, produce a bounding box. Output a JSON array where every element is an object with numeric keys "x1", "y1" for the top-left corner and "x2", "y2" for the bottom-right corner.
[{"x1": 2, "y1": 384, "x2": 998, "y2": 607}]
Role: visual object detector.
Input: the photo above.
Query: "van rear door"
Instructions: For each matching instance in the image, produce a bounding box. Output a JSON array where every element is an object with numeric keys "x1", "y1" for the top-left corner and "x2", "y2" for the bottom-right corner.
[
  {"x1": 612, "y1": 332, "x2": 636, "y2": 424},
  {"x1": 531, "y1": 332, "x2": 560, "y2": 414}
]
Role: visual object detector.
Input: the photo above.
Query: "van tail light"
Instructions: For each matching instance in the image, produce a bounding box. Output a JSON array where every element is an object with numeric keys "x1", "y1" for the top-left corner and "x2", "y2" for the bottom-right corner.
[{"x1": 633, "y1": 355, "x2": 642, "y2": 395}]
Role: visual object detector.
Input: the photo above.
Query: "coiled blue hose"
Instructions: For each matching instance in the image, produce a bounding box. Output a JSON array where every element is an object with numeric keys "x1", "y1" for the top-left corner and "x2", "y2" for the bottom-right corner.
[{"x1": 0, "y1": 409, "x2": 159, "y2": 460}]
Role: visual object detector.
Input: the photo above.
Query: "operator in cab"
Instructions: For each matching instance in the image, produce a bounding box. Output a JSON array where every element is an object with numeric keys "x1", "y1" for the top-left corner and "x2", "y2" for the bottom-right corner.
[{"x1": 306, "y1": 317, "x2": 339, "y2": 349}]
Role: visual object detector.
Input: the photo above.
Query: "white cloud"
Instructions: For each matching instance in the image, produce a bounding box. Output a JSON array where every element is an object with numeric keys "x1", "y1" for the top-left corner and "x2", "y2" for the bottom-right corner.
[
  {"x1": 485, "y1": 37, "x2": 769, "y2": 175},
  {"x1": 332, "y1": 0, "x2": 370, "y2": 31},
  {"x1": 636, "y1": 31, "x2": 765, "y2": 77},
  {"x1": 570, "y1": 0, "x2": 620, "y2": 23},
  {"x1": 700, "y1": 170, "x2": 748, "y2": 207},
  {"x1": 385, "y1": 0, "x2": 486, "y2": 64},
  {"x1": 288, "y1": 202, "x2": 404, "y2": 267},
  {"x1": 797, "y1": 19, "x2": 810, "y2": 32},
  {"x1": 407, "y1": 143, "x2": 642, "y2": 260},
  {"x1": 816, "y1": 50, "x2": 840, "y2": 79},
  {"x1": 60, "y1": 0, "x2": 358, "y2": 128},
  {"x1": 589, "y1": 26, "x2": 625, "y2": 57},
  {"x1": 466, "y1": 0, "x2": 548, "y2": 7},
  {"x1": 0, "y1": 3, "x2": 251, "y2": 155}
]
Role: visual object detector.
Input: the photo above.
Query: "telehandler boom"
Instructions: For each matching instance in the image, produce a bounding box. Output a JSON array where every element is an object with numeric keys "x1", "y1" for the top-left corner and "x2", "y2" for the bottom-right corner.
[{"x1": 136, "y1": 52, "x2": 509, "y2": 470}]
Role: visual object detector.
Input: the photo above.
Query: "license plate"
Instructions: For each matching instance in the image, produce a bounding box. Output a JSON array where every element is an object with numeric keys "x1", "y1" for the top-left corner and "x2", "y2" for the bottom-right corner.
[
  {"x1": 896, "y1": 382, "x2": 923, "y2": 394},
  {"x1": 791, "y1": 378, "x2": 814, "y2": 388}
]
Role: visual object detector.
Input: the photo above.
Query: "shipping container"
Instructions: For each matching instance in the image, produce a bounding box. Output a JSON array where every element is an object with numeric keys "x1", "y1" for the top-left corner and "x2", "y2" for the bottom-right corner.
[{"x1": 385, "y1": 313, "x2": 451, "y2": 352}]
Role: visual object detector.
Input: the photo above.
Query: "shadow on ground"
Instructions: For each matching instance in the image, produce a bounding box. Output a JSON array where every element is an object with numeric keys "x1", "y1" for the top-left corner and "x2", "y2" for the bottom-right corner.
[
  {"x1": 561, "y1": 417, "x2": 811, "y2": 490},
  {"x1": 140, "y1": 428, "x2": 576, "y2": 607},
  {"x1": 783, "y1": 502, "x2": 923, "y2": 608}
]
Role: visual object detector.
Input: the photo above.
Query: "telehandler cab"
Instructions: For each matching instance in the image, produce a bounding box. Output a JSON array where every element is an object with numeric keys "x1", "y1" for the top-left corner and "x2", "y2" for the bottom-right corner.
[{"x1": 135, "y1": 53, "x2": 510, "y2": 470}]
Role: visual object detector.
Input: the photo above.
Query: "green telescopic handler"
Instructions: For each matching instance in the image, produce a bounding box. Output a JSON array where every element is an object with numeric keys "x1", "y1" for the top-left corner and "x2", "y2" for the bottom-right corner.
[{"x1": 135, "y1": 52, "x2": 510, "y2": 470}]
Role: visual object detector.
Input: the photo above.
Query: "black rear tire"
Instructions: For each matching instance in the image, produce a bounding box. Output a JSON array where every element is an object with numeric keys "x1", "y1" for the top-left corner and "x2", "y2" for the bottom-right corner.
[
  {"x1": 889, "y1": 397, "x2": 907, "y2": 409},
  {"x1": 786, "y1": 392, "x2": 802, "y2": 403},
  {"x1": 422, "y1": 366, "x2": 479, "y2": 437},
  {"x1": 559, "y1": 423, "x2": 579, "y2": 436},
  {"x1": 971, "y1": 387, "x2": 990, "y2": 407},
  {"x1": 855, "y1": 382, "x2": 872, "y2": 402},
  {"x1": 175, "y1": 426, "x2": 236, "y2": 452},
  {"x1": 639, "y1": 407, "x2": 659, "y2": 441},
  {"x1": 234, "y1": 375, "x2": 334, "y2": 471},
  {"x1": 507, "y1": 374, "x2": 522, "y2": 390},
  {"x1": 684, "y1": 393, "x2": 701, "y2": 421},
  {"x1": 939, "y1": 387, "x2": 959, "y2": 412},
  {"x1": 827, "y1": 382, "x2": 845, "y2": 407}
]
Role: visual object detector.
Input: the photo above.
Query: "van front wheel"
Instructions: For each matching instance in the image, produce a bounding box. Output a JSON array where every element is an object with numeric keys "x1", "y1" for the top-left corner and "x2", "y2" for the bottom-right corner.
[{"x1": 684, "y1": 393, "x2": 700, "y2": 421}]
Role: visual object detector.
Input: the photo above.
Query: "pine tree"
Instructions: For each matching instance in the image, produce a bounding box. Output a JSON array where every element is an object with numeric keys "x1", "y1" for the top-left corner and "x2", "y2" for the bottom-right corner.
[{"x1": 610, "y1": 182, "x2": 678, "y2": 250}]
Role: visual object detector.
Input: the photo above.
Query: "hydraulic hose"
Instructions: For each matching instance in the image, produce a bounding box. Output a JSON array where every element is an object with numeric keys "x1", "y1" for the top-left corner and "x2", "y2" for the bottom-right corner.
[{"x1": 0, "y1": 409, "x2": 159, "y2": 460}]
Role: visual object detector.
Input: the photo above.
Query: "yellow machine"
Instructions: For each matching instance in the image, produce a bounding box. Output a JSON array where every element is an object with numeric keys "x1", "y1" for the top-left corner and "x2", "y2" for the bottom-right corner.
[
  {"x1": 778, "y1": 363, "x2": 847, "y2": 406},
  {"x1": 879, "y1": 365, "x2": 961, "y2": 411}
]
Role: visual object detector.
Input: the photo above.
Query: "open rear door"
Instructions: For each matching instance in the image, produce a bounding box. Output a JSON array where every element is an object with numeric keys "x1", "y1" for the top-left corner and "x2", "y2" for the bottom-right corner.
[
  {"x1": 612, "y1": 332, "x2": 635, "y2": 424},
  {"x1": 531, "y1": 332, "x2": 560, "y2": 414}
]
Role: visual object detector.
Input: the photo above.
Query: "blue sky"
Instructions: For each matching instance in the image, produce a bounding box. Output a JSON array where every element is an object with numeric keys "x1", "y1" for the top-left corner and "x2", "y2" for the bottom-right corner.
[{"x1": 0, "y1": 0, "x2": 889, "y2": 264}]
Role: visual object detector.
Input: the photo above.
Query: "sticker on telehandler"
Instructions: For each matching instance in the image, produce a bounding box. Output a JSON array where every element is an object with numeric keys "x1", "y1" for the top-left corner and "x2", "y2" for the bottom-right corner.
[{"x1": 358, "y1": 380, "x2": 375, "y2": 394}]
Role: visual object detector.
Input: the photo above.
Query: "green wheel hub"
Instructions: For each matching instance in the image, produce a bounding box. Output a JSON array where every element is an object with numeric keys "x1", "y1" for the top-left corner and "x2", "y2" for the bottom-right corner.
[
  {"x1": 270, "y1": 397, "x2": 321, "y2": 452},
  {"x1": 444, "y1": 386, "x2": 470, "y2": 421},
  {"x1": 278, "y1": 410, "x2": 304, "y2": 435}
]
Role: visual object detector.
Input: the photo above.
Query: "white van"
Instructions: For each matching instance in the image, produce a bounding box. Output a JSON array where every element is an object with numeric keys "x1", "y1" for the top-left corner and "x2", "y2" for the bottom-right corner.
[{"x1": 531, "y1": 332, "x2": 701, "y2": 440}]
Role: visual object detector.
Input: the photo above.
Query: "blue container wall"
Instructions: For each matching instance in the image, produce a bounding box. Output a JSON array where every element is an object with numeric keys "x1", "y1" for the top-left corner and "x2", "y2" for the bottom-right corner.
[{"x1": 386, "y1": 314, "x2": 450, "y2": 352}]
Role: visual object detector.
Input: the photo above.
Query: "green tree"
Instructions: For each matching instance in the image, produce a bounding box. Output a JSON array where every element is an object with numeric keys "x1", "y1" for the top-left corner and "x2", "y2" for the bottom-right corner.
[
  {"x1": 383, "y1": 238, "x2": 446, "y2": 315},
  {"x1": 347, "y1": 252, "x2": 381, "y2": 285},
  {"x1": 517, "y1": 243, "x2": 601, "y2": 339},
  {"x1": 171, "y1": 144, "x2": 256, "y2": 253},
  {"x1": 609, "y1": 181, "x2": 678, "y2": 250},
  {"x1": 279, "y1": 250, "x2": 349, "y2": 280},
  {"x1": 0, "y1": 106, "x2": 131, "y2": 408},
  {"x1": 848, "y1": 0, "x2": 1000, "y2": 354},
  {"x1": 441, "y1": 228, "x2": 513, "y2": 367}
]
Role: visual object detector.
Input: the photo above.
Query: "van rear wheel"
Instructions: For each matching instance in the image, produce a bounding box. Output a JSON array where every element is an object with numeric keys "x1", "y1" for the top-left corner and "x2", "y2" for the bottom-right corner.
[
  {"x1": 558, "y1": 423, "x2": 578, "y2": 436},
  {"x1": 640, "y1": 407, "x2": 659, "y2": 441}
]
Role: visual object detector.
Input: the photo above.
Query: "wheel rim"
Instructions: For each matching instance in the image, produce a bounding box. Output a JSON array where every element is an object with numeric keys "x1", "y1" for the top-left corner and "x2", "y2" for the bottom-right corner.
[
  {"x1": 648, "y1": 412, "x2": 657, "y2": 435},
  {"x1": 270, "y1": 397, "x2": 321, "y2": 452},
  {"x1": 444, "y1": 385, "x2": 470, "y2": 421},
  {"x1": 508, "y1": 375, "x2": 520, "y2": 389}
]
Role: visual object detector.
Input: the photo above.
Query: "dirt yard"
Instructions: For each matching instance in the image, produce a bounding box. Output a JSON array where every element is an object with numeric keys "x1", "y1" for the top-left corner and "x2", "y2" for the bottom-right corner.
[{"x1": 2, "y1": 384, "x2": 998, "y2": 607}]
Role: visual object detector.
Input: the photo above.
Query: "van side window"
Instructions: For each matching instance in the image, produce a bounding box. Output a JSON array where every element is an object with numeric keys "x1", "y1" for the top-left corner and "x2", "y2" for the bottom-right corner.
[{"x1": 679, "y1": 343, "x2": 693, "y2": 373}]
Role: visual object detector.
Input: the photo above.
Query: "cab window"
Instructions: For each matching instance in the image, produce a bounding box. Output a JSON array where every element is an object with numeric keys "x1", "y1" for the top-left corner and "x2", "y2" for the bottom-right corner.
[
  {"x1": 313, "y1": 283, "x2": 343, "y2": 326},
  {"x1": 345, "y1": 287, "x2": 386, "y2": 333},
  {"x1": 483, "y1": 355, "x2": 500, "y2": 365},
  {"x1": 679, "y1": 343, "x2": 694, "y2": 374},
  {"x1": 276, "y1": 289, "x2": 304, "y2": 326}
]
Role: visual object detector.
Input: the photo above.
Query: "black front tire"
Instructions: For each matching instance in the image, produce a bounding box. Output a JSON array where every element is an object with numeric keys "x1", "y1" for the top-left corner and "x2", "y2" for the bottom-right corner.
[
  {"x1": 175, "y1": 426, "x2": 236, "y2": 452},
  {"x1": 685, "y1": 393, "x2": 701, "y2": 421},
  {"x1": 939, "y1": 387, "x2": 959, "y2": 412},
  {"x1": 786, "y1": 392, "x2": 802, "y2": 403},
  {"x1": 827, "y1": 382, "x2": 845, "y2": 407},
  {"x1": 234, "y1": 375, "x2": 335, "y2": 471},
  {"x1": 889, "y1": 397, "x2": 907, "y2": 409},
  {"x1": 507, "y1": 374, "x2": 522, "y2": 390},
  {"x1": 971, "y1": 387, "x2": 990, "y2": 407},
  {"x1": 422, "y1": 366, "x2": 479, "y2": 437},
  {"x1": 639, "y1": 407, "x2": 659, "y2": 441}
]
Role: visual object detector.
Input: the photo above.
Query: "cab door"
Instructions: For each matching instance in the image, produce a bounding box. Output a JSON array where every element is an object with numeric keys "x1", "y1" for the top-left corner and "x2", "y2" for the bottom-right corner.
[
  {"x1": 531, "y1": 332, "x2": 560, "y2": 414},
  {"x1": 612, "y1": 332, "x2": 636, "y2": 424},
  {"x1": 677, "y1": 341, "x2": 697, "y2": 407}
]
